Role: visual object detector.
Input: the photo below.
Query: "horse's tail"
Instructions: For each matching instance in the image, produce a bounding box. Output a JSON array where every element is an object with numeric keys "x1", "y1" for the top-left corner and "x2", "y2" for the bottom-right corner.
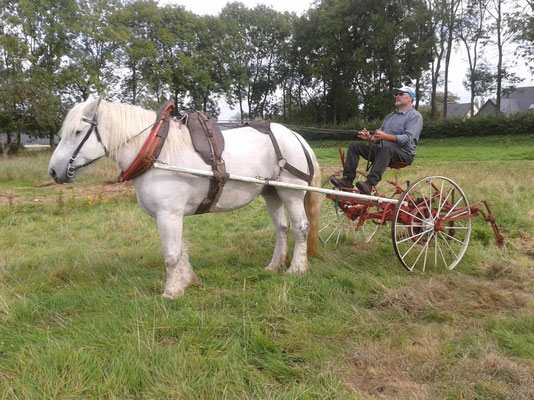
[{"x1": 305, "y1": 155, "x2": 322, "y2": 256}]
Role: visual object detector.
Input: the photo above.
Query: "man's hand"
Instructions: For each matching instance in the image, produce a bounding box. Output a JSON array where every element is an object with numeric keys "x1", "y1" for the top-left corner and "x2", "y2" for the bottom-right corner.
[
  {"x1": 358, "y1": 128, "x2": 372, "y2": 140},
  {"x1": 371, "y1": 129, "x2": 396, "y2": 143}
]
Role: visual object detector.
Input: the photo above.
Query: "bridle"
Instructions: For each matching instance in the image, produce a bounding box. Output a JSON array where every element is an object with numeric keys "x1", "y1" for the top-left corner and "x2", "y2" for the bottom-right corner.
[{"x1": 66, "y1": 104, "x2": 107, "y2": 179}]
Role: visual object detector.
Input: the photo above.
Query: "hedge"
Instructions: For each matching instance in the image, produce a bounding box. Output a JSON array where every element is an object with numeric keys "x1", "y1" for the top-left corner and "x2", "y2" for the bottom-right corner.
[{"x1": 290, "y1": 112, "x2": 534, "y2": 141}]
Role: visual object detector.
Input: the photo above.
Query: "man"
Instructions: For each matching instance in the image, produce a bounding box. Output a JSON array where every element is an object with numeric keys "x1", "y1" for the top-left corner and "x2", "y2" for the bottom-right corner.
[{"x1": 330, "y1": 86, "x2": 423, "y2": 195}]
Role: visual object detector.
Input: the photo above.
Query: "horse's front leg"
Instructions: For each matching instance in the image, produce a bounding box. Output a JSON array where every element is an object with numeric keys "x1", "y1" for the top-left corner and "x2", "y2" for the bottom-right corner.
[{"x1": 156, "y1": 211, "x2": 198, "y2": 298}]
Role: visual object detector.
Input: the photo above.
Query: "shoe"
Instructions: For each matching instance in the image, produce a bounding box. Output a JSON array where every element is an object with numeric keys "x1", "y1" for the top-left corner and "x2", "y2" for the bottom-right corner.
[
  {"x1": 330, "y1": 176, "x2": 353, "y2": 188},
  {"x1": 356, "y1": 180, "x2": 373, "y2": 195}
]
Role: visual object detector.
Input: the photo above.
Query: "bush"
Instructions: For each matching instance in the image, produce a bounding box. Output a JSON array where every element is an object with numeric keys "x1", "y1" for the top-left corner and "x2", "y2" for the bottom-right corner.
[
  {"x1": 289, "y1": 111, "x2": 534, "y2": 141},
  {"x1": 422, "y1": 112, "x2": 534, "y2": 138}
]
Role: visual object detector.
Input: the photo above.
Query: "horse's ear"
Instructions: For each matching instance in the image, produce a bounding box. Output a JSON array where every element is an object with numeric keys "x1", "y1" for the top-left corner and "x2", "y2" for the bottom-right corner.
[{"x1": 84, "y1": 96, "x2": 103, "y2": 117}]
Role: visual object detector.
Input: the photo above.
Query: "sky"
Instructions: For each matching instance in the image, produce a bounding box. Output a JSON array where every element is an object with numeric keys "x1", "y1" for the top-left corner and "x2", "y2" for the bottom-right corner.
[{"x1": 161, "y1": 0, "x2": 533, "y2": 113}]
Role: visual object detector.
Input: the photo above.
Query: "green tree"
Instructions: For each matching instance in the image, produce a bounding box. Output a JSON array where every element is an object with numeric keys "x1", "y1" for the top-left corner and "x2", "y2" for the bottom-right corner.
[
  {"x1": 456, "y1": 0, "x2": 490, "y2": 117},
  {"x1": 64, "y1": 0, "x2": 125, "y2": 101},
  {"x1": 0, "y1": 0, "x2": 77, "y2": 149},
  {"x1": 115, "y1": 0, "x2": 161, "y2": 105},
  {"x1": 294, "y1": 0, "x2": 433, "y2": 123}
]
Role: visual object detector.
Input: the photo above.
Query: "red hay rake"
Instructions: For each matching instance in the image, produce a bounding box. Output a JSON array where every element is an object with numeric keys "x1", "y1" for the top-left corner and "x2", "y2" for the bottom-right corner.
[{"x1": 320, "y1": 148, "x2": 504, "y2": 272}]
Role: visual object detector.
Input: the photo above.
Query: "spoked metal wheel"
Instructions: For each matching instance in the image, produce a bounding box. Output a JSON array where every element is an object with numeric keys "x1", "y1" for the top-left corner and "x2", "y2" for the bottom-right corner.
[
  {"x1": 319, "y1": 176, "x2": 381, "y2": 245},
  {"x1": 392, "y1": 176, "x2": 472, "y2": 272}
]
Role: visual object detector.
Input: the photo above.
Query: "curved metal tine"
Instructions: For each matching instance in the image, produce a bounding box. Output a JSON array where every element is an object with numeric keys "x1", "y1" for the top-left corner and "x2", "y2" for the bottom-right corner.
[
  {"x1": 397, "y1": 227, "x2": 433, "y2": 244},
  {"x1": 319, "y1": 212, "x2": 343, "y2": 230},
  {"x1": 365, "y1": 224, "x2": 380, "y2": 243},
  {"x1": 400, "y1": 229, "x2": 431, "y2": 260},
  {"x1": 320, "y1": 214, "x2": 346, "y2": 244},
  {"x1": 409, "y1": 236, "x2": 432, "y2": 272},
  {"x1": 335, "y1": 222, "x2": 343, "y2": 244},
  {"x1": 443, "y1": 225, "x2": 470, "y2": 230}
]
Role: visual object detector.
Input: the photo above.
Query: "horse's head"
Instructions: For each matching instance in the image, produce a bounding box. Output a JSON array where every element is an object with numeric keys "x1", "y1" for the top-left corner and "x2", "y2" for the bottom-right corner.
[{"x1": 49, "y1": 97, "x2": 107, "y2": 183}]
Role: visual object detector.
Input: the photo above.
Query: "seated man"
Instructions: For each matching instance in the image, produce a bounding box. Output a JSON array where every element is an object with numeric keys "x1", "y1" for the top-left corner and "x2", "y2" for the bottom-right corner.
[{"x1": 331, "y1": 86, "x2": 423, "y2": 195}]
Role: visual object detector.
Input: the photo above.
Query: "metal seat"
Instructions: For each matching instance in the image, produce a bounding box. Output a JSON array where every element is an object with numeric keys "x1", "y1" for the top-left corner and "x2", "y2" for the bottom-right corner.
[{"x1": 389, "y1": 161, "x2": 410, "y2": 169}]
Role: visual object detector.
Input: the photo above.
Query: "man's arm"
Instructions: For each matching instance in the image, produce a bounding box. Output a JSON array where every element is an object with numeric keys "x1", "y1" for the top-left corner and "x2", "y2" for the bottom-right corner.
[
  {"x1": 394, "y1": 112, "x2": 423, "y2": 148},
  {"x1": 371, "y1": 130, "x2": 396, "y2": 143}
]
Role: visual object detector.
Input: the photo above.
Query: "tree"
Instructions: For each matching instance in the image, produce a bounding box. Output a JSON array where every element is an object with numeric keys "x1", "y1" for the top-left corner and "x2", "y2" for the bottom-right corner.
[
  {"x1": 485, "y1": 0, "x2": 517, "y2": 114},
  {"x1": 0, "y1": 0, "x2": 77, "y2": 149},
  {"x1": 293, "y1": 0, "x2": 433, "y2": 123},
  {"x1": 463, "y1": 61, "x2": 496, "y2": 98},
  {"x1": 442, "y1": 0, "x2": 461, "y2": 118},
  {"x1": 115, "y1": 0, "x2": 161, "y2": 105},
  {"x1": 64, "y1": 0, "x2": 125, "y2": 101},
  {"x1": 456, "y1": 0, "x2": 490, "y2": 117},
  {"x1": 511, "y1": 1, "x2": 534, "y2": 76}
]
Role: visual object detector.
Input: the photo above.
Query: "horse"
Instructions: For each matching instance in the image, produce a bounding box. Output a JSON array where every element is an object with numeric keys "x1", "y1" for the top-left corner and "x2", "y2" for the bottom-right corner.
[{"x1": 48, "y1": 98, "x2": 322, "y2": 298}]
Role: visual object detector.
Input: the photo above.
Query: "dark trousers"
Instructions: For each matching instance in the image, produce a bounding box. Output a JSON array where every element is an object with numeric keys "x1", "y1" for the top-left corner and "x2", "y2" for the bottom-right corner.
[{"x1": 343, "y1": 142, "x2": 413, "y2": 186}]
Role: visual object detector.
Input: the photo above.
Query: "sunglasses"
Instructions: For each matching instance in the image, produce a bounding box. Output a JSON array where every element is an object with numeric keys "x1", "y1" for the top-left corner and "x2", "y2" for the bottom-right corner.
[{"x1": 393, "y1": 91, "x2": 407, "y2": 97}]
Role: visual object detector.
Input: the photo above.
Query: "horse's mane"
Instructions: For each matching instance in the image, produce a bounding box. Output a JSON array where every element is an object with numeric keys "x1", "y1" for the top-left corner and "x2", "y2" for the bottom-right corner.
[{"x1": 60, "y1": 99, "x2": 191, "y2": 163}]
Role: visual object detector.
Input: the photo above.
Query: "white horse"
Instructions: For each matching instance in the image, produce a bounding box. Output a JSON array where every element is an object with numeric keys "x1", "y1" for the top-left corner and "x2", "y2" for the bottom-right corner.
[{"x1": 48, "y1": 98, "x2": 322, "y2": 298}]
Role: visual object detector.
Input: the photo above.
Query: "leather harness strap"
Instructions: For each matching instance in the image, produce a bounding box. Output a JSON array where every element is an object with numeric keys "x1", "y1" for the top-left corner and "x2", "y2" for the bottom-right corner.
[
  {"x1": 119, "y1": 99, "x2": 174, "y2": 182},
  {"x1": 246, "y1": 120, "x2": 314, "y2": 184},
  {"x1": 187, "y1": 111, "x2": 228, "y2": 214}
]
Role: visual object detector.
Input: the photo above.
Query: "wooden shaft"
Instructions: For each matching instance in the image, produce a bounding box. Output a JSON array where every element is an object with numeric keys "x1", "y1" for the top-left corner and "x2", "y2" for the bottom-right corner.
[{"x1": 153, "y1": 162, "x2": 403, "y2": 205}]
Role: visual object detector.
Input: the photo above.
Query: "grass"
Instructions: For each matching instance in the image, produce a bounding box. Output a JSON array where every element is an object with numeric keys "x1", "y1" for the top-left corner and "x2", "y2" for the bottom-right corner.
[{"x1": 1, "y1": 136, "x2": 534, "y2": 399}]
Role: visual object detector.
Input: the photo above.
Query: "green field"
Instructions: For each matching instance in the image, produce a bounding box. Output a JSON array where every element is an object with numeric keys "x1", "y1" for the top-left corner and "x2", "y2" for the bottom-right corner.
[{"x1": 1, "y1": 136, "x2": 534, "y2": 399}]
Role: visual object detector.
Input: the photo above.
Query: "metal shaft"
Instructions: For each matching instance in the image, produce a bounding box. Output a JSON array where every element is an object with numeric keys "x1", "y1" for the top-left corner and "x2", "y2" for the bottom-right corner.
[{"x1": 153, "y1": 162, "x2": 402, "y2": 205}]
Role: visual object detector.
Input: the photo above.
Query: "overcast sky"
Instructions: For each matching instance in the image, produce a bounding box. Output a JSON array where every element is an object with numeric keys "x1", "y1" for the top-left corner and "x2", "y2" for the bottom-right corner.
[{"x1": 160, "y1": 0, "x2": 532, "y2": 113}]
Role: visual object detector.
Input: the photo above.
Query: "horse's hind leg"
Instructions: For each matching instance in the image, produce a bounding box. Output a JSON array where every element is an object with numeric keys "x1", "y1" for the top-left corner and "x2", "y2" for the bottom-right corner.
[
  {"x1": 156, "y1": 212, "x2": 198, "y2": 299},
  {"x1": 262, "y1": 189, "x2": 290, "y2": 272},
  {"x1": 277, "y1": 189, "x2": 310, "y2": 275}
]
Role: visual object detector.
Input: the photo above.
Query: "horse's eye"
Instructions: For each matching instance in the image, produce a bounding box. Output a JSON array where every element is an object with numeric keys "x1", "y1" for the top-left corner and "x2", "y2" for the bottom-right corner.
[{"x1": 75, "y1": 130, "x2": 82, "y2": 135}]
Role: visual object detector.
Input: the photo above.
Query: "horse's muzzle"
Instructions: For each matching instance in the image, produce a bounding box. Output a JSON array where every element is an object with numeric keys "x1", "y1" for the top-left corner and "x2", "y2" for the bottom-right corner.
[{"x1": 49, "y1": 167, "x2": 70, "y2": 184}]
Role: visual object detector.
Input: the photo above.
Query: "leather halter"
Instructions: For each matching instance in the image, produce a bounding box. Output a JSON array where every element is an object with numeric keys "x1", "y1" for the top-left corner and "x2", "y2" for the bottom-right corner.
[{"x1": 66, "y1": 105, "x2": 107, "y2": 179}]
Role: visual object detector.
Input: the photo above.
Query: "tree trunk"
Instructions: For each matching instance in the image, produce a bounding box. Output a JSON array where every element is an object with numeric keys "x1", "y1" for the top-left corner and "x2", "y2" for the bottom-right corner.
[{"x1": 495, "y1": 0, "x2": 502, "y2": 114}]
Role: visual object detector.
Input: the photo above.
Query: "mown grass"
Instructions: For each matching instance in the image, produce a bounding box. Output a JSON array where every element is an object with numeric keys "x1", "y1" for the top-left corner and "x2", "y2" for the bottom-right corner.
[{"x1": 1, "y1": 136, "x2": 534, "y2": 399}]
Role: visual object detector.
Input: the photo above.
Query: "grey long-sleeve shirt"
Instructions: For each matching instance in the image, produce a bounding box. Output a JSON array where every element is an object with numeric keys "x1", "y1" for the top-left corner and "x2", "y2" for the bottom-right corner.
[{"x1": 379, "y1": 107, "x2": 423, "y2": 157}]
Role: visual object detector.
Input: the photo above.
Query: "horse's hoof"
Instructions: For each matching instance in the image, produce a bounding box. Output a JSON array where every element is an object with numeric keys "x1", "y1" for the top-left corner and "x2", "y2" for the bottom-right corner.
[
  {"x1": 162, "y1": 289, "x2": 184, "y2": 299},
  {"x1": 286, "y1": 265, "x2": 309, "y2": 275},
  {"x1": 265, "y1": 264, "x2": 283, "y2": 273}
]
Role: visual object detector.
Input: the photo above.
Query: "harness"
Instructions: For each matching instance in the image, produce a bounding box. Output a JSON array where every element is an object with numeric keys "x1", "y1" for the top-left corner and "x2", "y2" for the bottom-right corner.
[
  {"x1": 186, "y1": 111, "x2": 228, "y2": 214},
  {"x1": 246, "y1": 119, "x2": 314, "y2": 184},
  {"x1": 67, "y1": 99, "x2": 314, "y2": 215},
  {"x1": 67, "y1": 98, "x2": 107, "y2": 179},
  {"x1": 119, "y1": 99, "x2": 174, "y2": 182}
]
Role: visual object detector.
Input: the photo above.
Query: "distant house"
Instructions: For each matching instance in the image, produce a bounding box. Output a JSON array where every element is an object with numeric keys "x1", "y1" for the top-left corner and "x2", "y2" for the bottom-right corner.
[
  {"x1": 477, "y1": 86, "x2": 534, "y2": 116},
  {"x1": 444, "y1": 103, "x2": 478, "y2": 119}
]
